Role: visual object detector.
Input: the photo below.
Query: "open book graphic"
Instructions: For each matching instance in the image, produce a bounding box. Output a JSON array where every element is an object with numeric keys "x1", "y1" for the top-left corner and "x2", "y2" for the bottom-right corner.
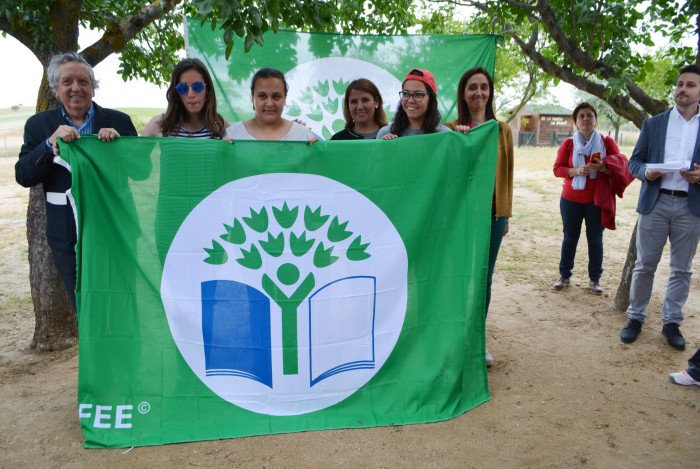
[
  {"x1": 308, "y1": 276, "x2": 377, "y2": 386},
  {"x1": 200, "y1": 276, "x2": 377, "y2": 388}
]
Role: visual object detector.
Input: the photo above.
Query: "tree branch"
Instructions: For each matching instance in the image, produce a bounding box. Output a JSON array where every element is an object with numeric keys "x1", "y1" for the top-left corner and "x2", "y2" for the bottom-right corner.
[
  {"x1": 510, "y1": 29, "x2": 650, "y2": 127},
  {"x1": 80, "y1": 0, "x2": 182, "y2": 67}
]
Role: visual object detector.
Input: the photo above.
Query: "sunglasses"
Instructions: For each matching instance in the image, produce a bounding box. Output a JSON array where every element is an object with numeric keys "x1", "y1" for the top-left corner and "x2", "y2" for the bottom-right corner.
[{"x1": 175, "y1": 81, "x2": 206, "y2": 95}]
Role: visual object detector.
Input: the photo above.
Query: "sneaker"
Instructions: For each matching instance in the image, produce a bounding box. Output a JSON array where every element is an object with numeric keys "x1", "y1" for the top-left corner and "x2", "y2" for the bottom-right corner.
[
  {"x1": 662, "y1": 323, "x2": 686, "y2": 350},
  {"x1": 553, "y1": 276, "x2": 570, "y2": 290},
  {"x1": 485, "y1": 349, "x2": 493, "y2": 368},
  {"x1": 669, "y1": 370, "x2": 700, "y2": 386},
  {"x1": 620, "y1": 319, "x2": 643, "y2": 343},
  {"x1": 589, "y1": 280, "x2": 603, "y2": 295}
]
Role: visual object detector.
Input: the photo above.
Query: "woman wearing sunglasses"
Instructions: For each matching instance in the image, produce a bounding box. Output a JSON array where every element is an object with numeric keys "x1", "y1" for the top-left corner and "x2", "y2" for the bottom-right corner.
[
  {"x1": 142, "y1": 58, "x2": 227, "y2": 138},
  {"x1": 447, "y1": 67, "x2": 514, "y2": 368},
  {"x1": 225, "y1": 68, "x2": 315, "y2": 141},
  {"x1": 331, "y1": 78, "x2": 387, "y2": 140},
  {"x1": 376, "y1": 68, "x2": 450, "y2": 139}
]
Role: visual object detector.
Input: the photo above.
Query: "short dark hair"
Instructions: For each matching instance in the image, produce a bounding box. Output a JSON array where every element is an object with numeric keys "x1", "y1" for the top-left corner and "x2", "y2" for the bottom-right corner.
[
  {"x1": 251, "y1": 68, "x2": 289, "y2": 96},
  {"x1": 572, "y1": 102, "x2": 597, "y2": 121},
  {"x1": 678, "y1": 64, "x2": 700, "y2": 79}
]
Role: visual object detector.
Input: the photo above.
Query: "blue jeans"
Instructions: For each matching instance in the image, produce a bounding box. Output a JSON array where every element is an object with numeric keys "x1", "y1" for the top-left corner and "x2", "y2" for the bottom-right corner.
[
  {"x1": 485, "y1": 216, "x2": 507, "y2": 317},
  {"x1": 558, "y1": 197, "x2": 604, "y2": 281}
]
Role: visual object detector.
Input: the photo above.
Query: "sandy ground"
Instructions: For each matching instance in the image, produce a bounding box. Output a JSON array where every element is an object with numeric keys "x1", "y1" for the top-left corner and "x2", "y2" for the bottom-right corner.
[{"x1": 1, "y1": 147, "x2": 699, "y2": 468}]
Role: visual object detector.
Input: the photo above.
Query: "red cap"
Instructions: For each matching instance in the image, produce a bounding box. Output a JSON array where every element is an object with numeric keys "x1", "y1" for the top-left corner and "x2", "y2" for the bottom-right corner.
[{"x1": 402, "y1": 68, "x2": 437, "y2": 95}]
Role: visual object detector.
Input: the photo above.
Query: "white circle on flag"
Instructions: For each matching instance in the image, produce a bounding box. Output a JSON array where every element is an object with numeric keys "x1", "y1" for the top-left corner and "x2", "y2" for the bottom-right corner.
[
  {"x1": 283, "y1": 58, "x2": 401, "y2": 138},
  {"x1": 161, "y1": 173, "x2": 408, "y2": 416}
]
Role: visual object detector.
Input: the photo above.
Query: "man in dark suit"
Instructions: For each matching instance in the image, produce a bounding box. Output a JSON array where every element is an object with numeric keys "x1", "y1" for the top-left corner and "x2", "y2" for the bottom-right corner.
[
  {"x1": 620, "y1": 64, "x2": 700, "y2": 350},
  {"x1": 15, "y1": 51, "x2": 138, "y2": 314}
]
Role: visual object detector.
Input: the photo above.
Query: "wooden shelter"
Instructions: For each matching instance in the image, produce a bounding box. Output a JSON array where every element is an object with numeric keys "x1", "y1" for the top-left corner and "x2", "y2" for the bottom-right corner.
[{"x1": 508, "y1": 105, "x2": 574, "y2": 146}]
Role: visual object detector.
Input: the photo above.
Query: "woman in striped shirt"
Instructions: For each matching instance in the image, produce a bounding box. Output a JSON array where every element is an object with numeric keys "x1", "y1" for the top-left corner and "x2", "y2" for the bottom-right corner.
[{"x1": 142, "y1": 58, "x2": 228, "y2": 139}]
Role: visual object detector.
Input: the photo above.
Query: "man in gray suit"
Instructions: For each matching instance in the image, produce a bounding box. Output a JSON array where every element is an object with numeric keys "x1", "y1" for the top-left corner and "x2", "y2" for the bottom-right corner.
[{"x1": 620, "y1": 64, "x2": 700, "y2": 350}]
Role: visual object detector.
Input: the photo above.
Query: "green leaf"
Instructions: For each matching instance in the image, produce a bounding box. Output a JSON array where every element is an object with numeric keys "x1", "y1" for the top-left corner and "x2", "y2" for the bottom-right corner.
[
  {"x1": 243, "y1": 207, "x2": 269, "y2": 233},
  {"x1": 243, "y1": 32, "x2": 254, "y2": 52},
  {"x1": 313, "y1": 242, "x2": 338, "y2": 268},
  {"x1": 332, "y1": 78, "x2": 349, "y2": 95},
  {"x1": 304, "y1": 206, "x2": 329, "y2": 231},
  {"x1": 287, "y1": 101, "x2": 302, "y2": 117},
  {"x1": 203, "y1": 240, "x2": 228, "y2": 265},
  {"x1": 273, "y1": 202, "x2": 298, "y2": 229},
  {"x1": 299, "y1": 87, "x2": 314, "y2": 104},
  {"x1": 327, "y1": 216, "x2": 352, "y2": 242},
  {"x1": 260, "y1": 232, "x2": 285, "y2": 257},
  {"x1": 290, "y1": 231, "x2": 315, "y2": 257},
  {"x1": 306, "y1": 105, "x2": 324, "y2": 122},
  {"x1": 322, "y1": 97, "x2": 339, "y2": 114},
  {"x1": 332, "y1": 119, "x2": 346, "y2": 132},
  {"x1": 220, "y1": 219, "x2": 246, "y2": 244},
  {"x1": 347, "y1": 235, "x2": 371, "y2": 261},
  {"x1": 313, "y1": 80, "x2": 329, "y2": 97},
  {"x1": 322, "y1": 126, "x2": 332, "y2": 140},
  {"x1": 236, "y1": 244, "x2": 263, "y2": 269}
]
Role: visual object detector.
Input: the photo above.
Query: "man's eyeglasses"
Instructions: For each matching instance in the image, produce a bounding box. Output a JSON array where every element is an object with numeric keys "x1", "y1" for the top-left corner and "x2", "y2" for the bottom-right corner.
[
  {"x1": 175, "y1": 81, "x2": 206, "y2": 95},
  {"x1": 399, "y1": 91, "x2": 427, "y2": 102}
]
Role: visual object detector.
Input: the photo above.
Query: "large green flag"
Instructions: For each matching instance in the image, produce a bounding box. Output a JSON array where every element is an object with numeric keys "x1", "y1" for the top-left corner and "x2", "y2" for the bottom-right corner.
[
  {"x1": 186, "y1": 21, "x2": 500, "y2": 139},
  {"x1": 63, "y1": 127, "x2": 497, "y2": 448}
]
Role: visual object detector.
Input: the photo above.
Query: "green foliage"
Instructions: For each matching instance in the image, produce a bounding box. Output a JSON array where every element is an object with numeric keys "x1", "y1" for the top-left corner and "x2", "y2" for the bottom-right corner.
[
  {"x1": 304, "y1": 206, "x2": 329, "y2": 232},
  {"x1": 221, "y1": 219, "x2": 246, "y2": 244},
  {"x1": 1, "y1": 0, "x2": 415, "y2": 88},
  {"x1": 453, "y1": 0, "x2": 698, "y2": 126},
  {"x1": 203, "y1": 240, "x2": 228, "y2": 265},
  {"x1": 205, "y1": 203, "x2": 371, "y2": 270},
  {"x1": 243, "y1": 207, "x2": 268, "y2": 233},
  {"x1": 272, "y1": 202, "x2": 298, "y2": 229}
]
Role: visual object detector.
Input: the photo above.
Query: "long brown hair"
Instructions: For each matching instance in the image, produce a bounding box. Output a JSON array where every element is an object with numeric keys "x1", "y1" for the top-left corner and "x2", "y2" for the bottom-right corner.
[
  {"x1": 455, "y1": 67, "x2": 496, "y2": 125},
  {"x1": 160, "y1": 58, "x2": 225, "y2": 138}
]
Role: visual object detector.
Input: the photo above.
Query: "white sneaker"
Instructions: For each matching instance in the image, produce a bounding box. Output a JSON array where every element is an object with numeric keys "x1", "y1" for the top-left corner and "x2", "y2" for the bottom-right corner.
[
  {"x1": 669, "y1": 370, "x2": 700, "y2": 386},
  {"x1": 485, "y1": 349, "x2": 493, "y2": 367}
]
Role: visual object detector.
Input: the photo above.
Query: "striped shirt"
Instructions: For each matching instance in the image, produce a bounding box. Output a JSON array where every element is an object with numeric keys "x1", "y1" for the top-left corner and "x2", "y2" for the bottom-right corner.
[
  {"x1": 45, "y1": 104, "x2": 95, "y2": 151},
  {"x1": 170, "y1": 126, "x2": 218, "y2": 139}
]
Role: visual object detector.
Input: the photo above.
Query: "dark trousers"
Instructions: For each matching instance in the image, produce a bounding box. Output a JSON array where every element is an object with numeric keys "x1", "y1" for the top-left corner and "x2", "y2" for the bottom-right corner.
[
  {"x1": 687, "y1": 347, "x2": 700, "y2": 381},
  {"x1": 559, "y1": 197, "x2": 604, "y2": 281},
  {"x1": 51, "y1": 248, "x2": 77, "y2": 314},
  {"x1": 485, "y1": 216, "x2": 507, "y2": 317}
]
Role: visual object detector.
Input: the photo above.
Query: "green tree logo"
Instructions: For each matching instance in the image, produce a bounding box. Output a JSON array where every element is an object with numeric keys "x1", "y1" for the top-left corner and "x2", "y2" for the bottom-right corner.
[{"x1": 203, "y1": 203, "x2": 371, "y2": 375}]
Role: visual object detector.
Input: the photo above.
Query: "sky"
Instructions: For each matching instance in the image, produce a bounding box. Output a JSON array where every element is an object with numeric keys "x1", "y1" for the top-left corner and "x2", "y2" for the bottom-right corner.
[{"x1": 0, "y1": 29, "x2": 168, "y2": 110}]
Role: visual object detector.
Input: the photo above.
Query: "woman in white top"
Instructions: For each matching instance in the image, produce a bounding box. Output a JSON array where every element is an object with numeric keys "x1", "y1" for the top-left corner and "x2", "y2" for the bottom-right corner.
[
  {"x1": 142, "y1": 58, "x2": 227, "y2": 139},
  {"x1": 226, "y1": 68, "x2": 315, "y2": 141}
]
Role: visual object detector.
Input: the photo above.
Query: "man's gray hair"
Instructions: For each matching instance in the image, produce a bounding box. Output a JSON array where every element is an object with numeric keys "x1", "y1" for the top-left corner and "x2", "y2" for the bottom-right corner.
[{"x1": 47, "y1": 52, "x2": 100, "y2": 92}]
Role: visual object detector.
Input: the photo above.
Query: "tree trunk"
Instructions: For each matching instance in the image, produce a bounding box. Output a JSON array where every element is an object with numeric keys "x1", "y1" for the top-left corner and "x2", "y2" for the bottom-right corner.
[
  {"x1": 27, "y1": 185, "x2": 77, "y2": 351},
  {"x1": 614, "y1": 221, "x2": 637, "y2": 311},
  {"x1": 27, "y1": 73, "x2": 77, "y2": 351}
]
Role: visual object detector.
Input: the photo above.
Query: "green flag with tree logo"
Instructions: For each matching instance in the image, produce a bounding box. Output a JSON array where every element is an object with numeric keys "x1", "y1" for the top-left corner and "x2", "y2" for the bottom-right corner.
[
  {"x1": 64, "y1": 126, "x2": 497, "y2": 448},
  {"x1": 186, "y1": 21, "x2": 500, "y2": 139}
]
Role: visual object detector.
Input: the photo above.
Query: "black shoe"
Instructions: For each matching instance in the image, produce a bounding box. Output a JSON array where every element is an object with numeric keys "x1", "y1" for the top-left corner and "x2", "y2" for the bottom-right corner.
[
  {"x1": 662, "y1": 323, "x2": 686, "y2": 350},
  {"x1": 620, "y1": 319, "x2": 643, "y2": 343}
]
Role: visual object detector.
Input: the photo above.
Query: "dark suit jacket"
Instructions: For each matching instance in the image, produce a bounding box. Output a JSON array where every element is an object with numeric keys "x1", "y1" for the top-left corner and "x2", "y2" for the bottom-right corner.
[
  {"x1": 15, "y1": 103, "x2": 138, "y2": 252},
  {"x1": 628, "y1": 108, "x2": 700, "y2": 216}
]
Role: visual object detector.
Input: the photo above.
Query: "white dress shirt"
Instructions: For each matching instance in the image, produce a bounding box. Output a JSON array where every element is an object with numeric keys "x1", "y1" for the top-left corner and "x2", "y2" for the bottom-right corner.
[{"x1": 662, "y1": 106, "x2": 700, "y2": 191}]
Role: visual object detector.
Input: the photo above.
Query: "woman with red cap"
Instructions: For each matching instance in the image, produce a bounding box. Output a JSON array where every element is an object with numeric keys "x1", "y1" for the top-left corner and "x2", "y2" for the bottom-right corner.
[{"x1": 376, "y1": 68, "x2": 450, "y2": 139}]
